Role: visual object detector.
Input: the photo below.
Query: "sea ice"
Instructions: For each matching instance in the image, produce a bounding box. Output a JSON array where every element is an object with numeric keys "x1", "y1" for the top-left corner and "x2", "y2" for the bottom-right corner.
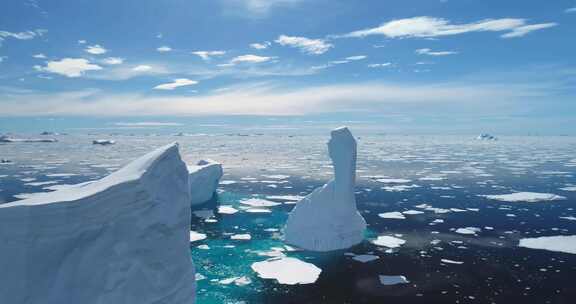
[
  {"x1": 519, "y1": 235, "x2": 576, "y2": 255},
  {"x1": 284, "y1": 127, "x2": 366, "y2": 251},
  {"x1": 378, "y1": 211, "x2": 406, "y2": 219},
  {"x1": 188, "y1": 159, "x2": 223, "y2": 206},
  {"x1": 372, "y1": 236, "x2": 406, "y2": 248},
  {"x1": 379, "y1": 275, "x2": 410, "y2": 285},
  {"x1": 481, "y1": 192, "x2": 566, "y2": 202},
  {"x1": 251, "y1": 257, "x2": 322, "y2": 285},
  {"x1": 352, "y1": 254, "x2": 380, "y2": 263},
  {"x1": 241, "y1": 198, "x2": 281, "y2": 207},
  {"x1": 0, "y1": 143, "x2": 196, "y2": 303},
  {"x1": 190, "y1": 231, "x2": 208, "y2": 242}
]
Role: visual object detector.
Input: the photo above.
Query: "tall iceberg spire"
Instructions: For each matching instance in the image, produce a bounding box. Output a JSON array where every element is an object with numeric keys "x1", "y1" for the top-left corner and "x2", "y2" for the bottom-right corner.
[
  {"x1": 0, "y1": 143, "x2": 196, "y2": 304},
  {"x1": 284, "y1": 127, "x2": 366, "y2": 251}
]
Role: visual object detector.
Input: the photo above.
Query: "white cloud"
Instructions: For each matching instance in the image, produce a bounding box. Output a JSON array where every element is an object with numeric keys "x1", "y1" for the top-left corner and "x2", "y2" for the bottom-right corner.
[
  {"x1": 78, "y1": 40, "x2": 86, "y2": 44},
  {"x1": 501, "y1": 23, "x2": 558, "y2": 38},
  {"x1": 132, "y1": 65, "x2": 153, "y2": 72},
  {"x1": 153, "y1": 78, "x2": 198, "y2": 90},
  {"x1": 565, "y1": 7, "x2": 576, "y2": 13},
  {"x1": 85, "y1": 44, "x2": 107, "y2": 55},
  {"x1": 250, "y1": 41, "x2": 271, "y2": 49},
  {"x1": 113, "y1": 122, "x2": 184, "y2": 127},
  {"x1": 230, "y1": 54, "x2": 273, "y2": 64},
  {"x1": 275, "y1": 35, "x2": 333, "y2": 55},
  {"x1": 341, "y1": 16, "x2": 557, "y2": 39},
  {"x1": 415, "y1": 48, "x2": 458, "y2": 56},
  {"x1": 102, "y1": 57, "x2": 124, "y2": 65},
  {"x1": 0, "y1": 29, "x2": 46, "y2": 40},
  {"x1": 157, "y1": 46, "x2": 172, "y2": 52},
  {"x1": 224, "y1": 0, "x2": 303, "y2": 16},
  {"x1": 34, "y1": 58, "x2": 102, "y2": 77},
  {"x1": 368, "y1": 63, "x2": 392, "y2": 68},
  {"x1": 192, "y1": 50, "x2": 226, "y2": 60},
  {"x1": 0, "y1": 80, "x2": 552, "y2": 117},
  {"x1": 345, "y1": 55, "x2": 367, "y2": 61},
  {"x1": 32, "y1": 53, "x2": 46, "y2": 59}
]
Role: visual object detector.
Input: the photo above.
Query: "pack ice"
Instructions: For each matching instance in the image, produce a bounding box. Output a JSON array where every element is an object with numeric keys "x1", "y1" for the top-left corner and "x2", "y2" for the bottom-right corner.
[
  {"x1": 188, "y1": 159, "x2": 223, "y2": 205},
  {"x1": 0, "y1": 143, "x2": 196, "y2": 304},
  {"x1": 284, "y1": 127, "x2": 366, "y2": 251}
]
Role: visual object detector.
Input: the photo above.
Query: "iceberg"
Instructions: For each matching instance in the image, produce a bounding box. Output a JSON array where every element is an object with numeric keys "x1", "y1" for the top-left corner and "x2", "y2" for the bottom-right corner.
[
  {"x1": 284, "y1": 127, "x2": 366, "y2": 251},
  {"x1": 92, "y1": 139, "x2": 116, "y2": 145},
  {"x1": 188, "y1": 159, "x2": 223, "y2": 206},
  {"x1": 0, "y1": 143, "x2": 196, "y2": 304},
  {"x1": 251, "y1": 257, "x2": 322, "y2": 285}
]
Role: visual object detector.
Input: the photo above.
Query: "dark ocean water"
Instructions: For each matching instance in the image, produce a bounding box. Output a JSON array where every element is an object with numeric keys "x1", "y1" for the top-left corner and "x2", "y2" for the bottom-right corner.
[{"x1": 1, "y1": 134, "x2": 575, "y2": 303}]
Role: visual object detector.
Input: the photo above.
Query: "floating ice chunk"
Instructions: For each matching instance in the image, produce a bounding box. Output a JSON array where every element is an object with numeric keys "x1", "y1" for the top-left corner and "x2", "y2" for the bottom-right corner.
[
  {"x1": 220, "y1": 180, "x2": 237, "y2": 185},
  {"x1": 266, "y1": 195, "x2": 304, "y2": 201},
  {"x1": 481, "y1": 192, "x2": 566, "y2": 203},
  {"x1": 190, "y1": 231, "x2": 207, "y2": 242},
  {"x1": 441, "y1": 259, "x2": 464, "y2": 264},
  {"x1": 560, "y1": 216, "x2": 576, "y2": 221},
  {"x1": 241, "y1": 198, "x2": 281, "y2": 207},
  {"x1": 231, "y1": 233, "x2": 252, "y2": 240},
  {"x1": 352, "y1": 254, "x2": 380, "y2": 263},
  {"x1": 245, "y1": 208, "x2": 272, "y2": 213},
  {"x1": 0, "y1": 143, "x2": 196, "y2": 303},
  {"x1": 0, "y1": 135, "x2": 57, "y2": 143},
  {"x1": 92, "y1": 139, "x2": 115, "y2": 145},
  {"x1": 560, "y1": 186, "x2": 576, "y2": 192},
  {"x1": 455, "y1": 227, "x2": 481, "y2": 235},
  {"x1": 251, "y1": 257, "x2": 322, "y2": 285},
  {"x1": 372, "y1": 236, "x2": 406, "y2": 248},
  {"x1": 188, "y1": 159, "x2": 223, "y2": 206},
  {"x1": 403, "y1": 210, "x2": 424, "y2": 215},
  {"x1": 218, "y1": 205, "x2": 239, "y2": 214},
  {"x1": 376, "y1": 178, "x2": 412, "y2": 184},
  {"x1": 379, "y1": 275, "x2": 410, "y2": 285},
  {"x1": 378, "y1": 211, "x2": 406, "y2": 219},
  {"x1": 285, "y1": 127, "x2": 366, "y2": 251},
  {"x1": 519, "y1": 235, "x2": 576, "y2": 254}
]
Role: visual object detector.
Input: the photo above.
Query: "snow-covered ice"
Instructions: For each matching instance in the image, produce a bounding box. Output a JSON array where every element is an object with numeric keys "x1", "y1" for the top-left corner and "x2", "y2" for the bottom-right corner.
[
  {"x1": 519, "y1": 235, "x2": 576, "y2": 255},
  {"x1": 0, "y1": 143, "x2": 196, "y2": 304},
  {"x1": 284, "y1": 127, "x2": 366, "y2": 251},
  {"x1": 372, "y1": 236, "x2": 406, "y2": 248},
  {"x1": 378, "y1": 211, "x2": 406, "y2": 219},
  {"x1": 481, "y1": 192, "x2": 566, "y2": 203},
  {"x1": 251, "y1": 257, "x2": 322, "y2": 285},
  {"x1": 188, "y1": 159, "x2": 223, "y2": 206}
]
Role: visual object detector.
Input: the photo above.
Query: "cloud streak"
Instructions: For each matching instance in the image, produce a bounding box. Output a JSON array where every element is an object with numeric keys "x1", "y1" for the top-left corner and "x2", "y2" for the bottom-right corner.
[{"x1": 339, "y1": 16, "x2": 557, "y2": 39}]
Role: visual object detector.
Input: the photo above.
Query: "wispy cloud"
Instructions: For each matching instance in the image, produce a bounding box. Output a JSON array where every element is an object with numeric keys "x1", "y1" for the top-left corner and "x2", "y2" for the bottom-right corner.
[
  {"x1": 34, "y1": 58, "x2": 102, "y2": 77},
  {"x1": 85, "y1": 44, "x2": 107, "y2": 55},
  {"x1": 157, "y1": 46, "x2": 172, "y2": 52},
  {"x1": 565, "y1": 7, "x2": 576, "y2": 13},
  {"x1": 367, "y1": 63, "x2": 392, "y2": 68},
  {"x1": 222, "y1": 0, "x2": 303, "y2": 17},
  {"x1": 192, "y1": 50, "x2": 226, "y2": 60},
  {"x1": 339, "y1": 16, "x2": 557, "y2": 39},
  {"x1": 250, "y1": 41, "x2": 271, "y2": 49},
  {"x1": 275, "y1": 35, "x2": 333, "y2": 55},
  {"x1": 416, "y1": 48, "x2": 458, "y2": 56},
  {"x1": 229, "y1": 54, "x2": 274, "y2": 64},
  {"x1": 0, "y1": 29, "x2": 46, "y2": 45},
  {"x1": 101, "y1": 57, "x2": 124, "y2": 65},
  {"x1": 0, "y1": 80, "x2": 554, "y2": 117},
  {"x1": 153, "y1": 78, "x2": 198, "y2": 90}
]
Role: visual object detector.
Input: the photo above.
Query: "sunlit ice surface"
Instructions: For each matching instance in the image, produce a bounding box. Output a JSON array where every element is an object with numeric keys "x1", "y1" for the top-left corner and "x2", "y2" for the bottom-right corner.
[{"x1": 1, "y1": 133, "x2": 576, "y2": 303}]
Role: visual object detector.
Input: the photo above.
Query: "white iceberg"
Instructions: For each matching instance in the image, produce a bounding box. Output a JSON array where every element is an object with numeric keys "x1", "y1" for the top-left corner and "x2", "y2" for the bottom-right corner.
[
  {"x1": 519, "y1": 235, "x2": 576, "y2": 255},
  {"x1": 251, "y1": 257, "x2": 321, "y2": 285},
  {"x1": 481, "y1": 192, "x2": 566, "y2": 202},
  {"x1": 284, "y1": 127, "x2": 366, "y2": 251},
  {"x1": 188, "y1": 159, "x2": 223, "y2": 206},
  {"x1": 0, "y1": 143, "x2": 196, "y2": 304},
  {"x1": 372, "y1": 236, "x2": 406, "y2": 248}
]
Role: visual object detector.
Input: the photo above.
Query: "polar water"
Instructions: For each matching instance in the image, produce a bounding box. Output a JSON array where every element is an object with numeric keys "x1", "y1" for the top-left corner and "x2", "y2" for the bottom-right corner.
[{"x1": 1, "y1": 132, "x2": 576, "y2": 303}]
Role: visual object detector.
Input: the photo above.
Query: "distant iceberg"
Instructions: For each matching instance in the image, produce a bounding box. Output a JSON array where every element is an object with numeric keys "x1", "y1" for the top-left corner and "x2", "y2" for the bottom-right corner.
[
  {"x1": 92, "y1": 139, "x2": 116, "y2": 145},
  {"x1": 188, "y1": 159, "x2": 223, "y2": 206},
  {"x1": 0, "y1": 143, "x2": 196, "y2": 303},
  {"x1": 284, "y1": 127, "x2": 366, "y2": 251},
  {"x1": 0, "y1": 135, "x2": 57, "y2": 143},
  {"x1": 476, "y1": 133, "x2": 497, "y2": 140}
]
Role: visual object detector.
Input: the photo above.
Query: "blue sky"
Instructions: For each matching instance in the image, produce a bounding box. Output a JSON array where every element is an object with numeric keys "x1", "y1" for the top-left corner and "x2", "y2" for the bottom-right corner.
[{"x1": 1, "y1": 0, "x2": 575, "y2": 134}]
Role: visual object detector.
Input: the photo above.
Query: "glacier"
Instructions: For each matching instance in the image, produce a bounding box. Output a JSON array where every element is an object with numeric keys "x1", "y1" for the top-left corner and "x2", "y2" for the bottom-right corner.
[
  {"x1": 188, "y1": 159, "x2": 223, "y2": 206},
  {"x1": 284, "y1": 127, "x2": 366, "y2": 251},
  {"x1": 0, "y1": 143, "x2": 196, "y2": 304}
]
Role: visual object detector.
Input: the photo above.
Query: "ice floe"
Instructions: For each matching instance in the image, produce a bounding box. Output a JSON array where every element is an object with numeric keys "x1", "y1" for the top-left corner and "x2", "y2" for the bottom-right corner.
[
  {"x1": 251, "y1": 257, "x2": 322, "y2": 285},
  {"x1": 518, "y1": 235, "x2": 576, "y2": 255},
  {"x1": 481, "y1": 192, "x2": 566, "y2": 202}
]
